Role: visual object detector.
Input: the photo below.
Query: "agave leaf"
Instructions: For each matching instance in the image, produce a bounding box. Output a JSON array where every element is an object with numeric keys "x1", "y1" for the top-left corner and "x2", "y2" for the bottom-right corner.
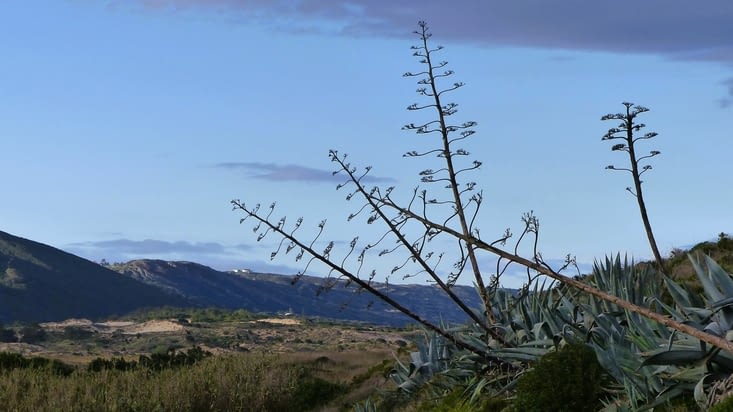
[
  {"x1": 710, "y1": 295, "x2": 733, "y2": 311},
  {"x1": 664, "y1": 276, "x2": 693, "y2": 308},
  {"x1": 711, "y1": 351, "x2": 733, "y2": 370},
  {"x1": 704, "y1": 254, "x2": 733, "y2": 296},
  {"x1": 514, "y1": 328, "x2": 528, "y2": 344},
  {"x1": 489, "y1": 347, "x2": 548, "y2": 362},
  {"x1": 679, "y1": 306, "x2": 713, "y2": 321},
  {"x1": 666, "y1": 364, "x2": 709, "y2": 382},
  {"x1": 519, "y1": 339, "x2": 555, "y2": 348},
  {"x1": 409, "y1": 351, "x2": 425, "y2": 368},
  {"x1": 641, "y1": 384, "x2": 692, "y2": 411},
  {"x1": 530, "y1": 320, "x2": 549, "y2": 341},
  {"x1": 397, "y1": 379, "x2": 420, "y2": 393},
  {"x1": 691, "y1": 253, "x2": 733, "y2": 331},
  {"x1": 693, "y1": 374, "x2": 711, "y2": 409},
  {"x1": 641, "y1": 350, "x2": 707, "y2": 367},
  {"x1": 690, "y1": 253, "x2": 725, "y2": 302},
  {"x1": 651, "y1": 296, "x2": 692, "y2": 324},
  {"x1": 625, "y1": 313, "x2": 665, "y2": 349},
  {"x1": 705, "y1": 321, "x2": 726, "y2": 337}
]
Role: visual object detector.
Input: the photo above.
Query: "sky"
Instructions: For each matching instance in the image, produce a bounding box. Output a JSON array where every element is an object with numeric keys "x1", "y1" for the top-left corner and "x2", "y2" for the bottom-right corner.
[{"x1": 1, "y1": 1, "x2": 731, "y2": 288}]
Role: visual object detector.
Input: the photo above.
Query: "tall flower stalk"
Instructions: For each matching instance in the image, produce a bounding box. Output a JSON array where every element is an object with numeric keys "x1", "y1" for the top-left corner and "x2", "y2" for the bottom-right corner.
[{"x1": 602, "y1": 102, "x2": 664, "y2": 272}]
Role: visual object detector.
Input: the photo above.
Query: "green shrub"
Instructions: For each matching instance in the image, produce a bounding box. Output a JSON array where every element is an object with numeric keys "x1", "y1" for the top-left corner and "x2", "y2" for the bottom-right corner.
[
  {"x1": 88, "y1": 346, "x2": 211, "y2": 373},
  {"x1": 87, "y1": 356, "x2": 138, "y2": 372},
  {"x1": 711, "y1": 395, "x2": 733, "y2": 412},
  {"x1": 655, "y1": 395, "x2": 699, "y2": 412},
  {"x1": 425, "y1": 388, "x2": 510, "y2": 412},
  {"x1": 0, "y1": 352, "x2": 74, "y2": 376},
  {"x1": 512, "y1": 343, "x2": 605, "y2": 412},
  {"x1": 138, "y1": 346, "x2": 212, "y2": 371},
  {"x1": 291, "y1": 371, "x2": 346, "y2": 410}
]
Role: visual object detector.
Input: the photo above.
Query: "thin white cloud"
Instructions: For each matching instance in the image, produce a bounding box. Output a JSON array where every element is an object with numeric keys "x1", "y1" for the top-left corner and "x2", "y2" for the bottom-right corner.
[
  {"x1": 68, "y1": 238, "x2": 239, "y2": 255},
  {"x1": 64, "y1": 238, "x2": 307, "y2": 274},
  {"x1": 215, "y1": 161, "x2": 396, "y2": 183}
]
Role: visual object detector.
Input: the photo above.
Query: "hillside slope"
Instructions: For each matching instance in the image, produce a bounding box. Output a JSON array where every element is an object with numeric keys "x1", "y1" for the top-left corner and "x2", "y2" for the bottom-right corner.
[
  {"x1": 0, "y1": 230, "x2": 190, "y2": 323},
  {"x1": 112, "y1": 259, "x2": 485, "y2": 326}
]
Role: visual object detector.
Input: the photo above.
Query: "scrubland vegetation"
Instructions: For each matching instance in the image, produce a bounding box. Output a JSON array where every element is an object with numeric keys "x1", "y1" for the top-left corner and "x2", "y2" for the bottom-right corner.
[
  {"x1": 3, "y1": 248, "x2": 733, "y2": 411},
  {"x1": 0, "y1": 350, "x2": 358, "y2": 411}
]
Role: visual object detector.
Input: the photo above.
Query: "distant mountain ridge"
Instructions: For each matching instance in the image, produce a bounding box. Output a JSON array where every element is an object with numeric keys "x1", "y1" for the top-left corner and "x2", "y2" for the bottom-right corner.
[
  {"x1": 3, "y1": 229, "x2": 731, "y2": 326},
  {"x1": 0, "y1": 230, "x2": 189, "y2": 324},
  {"x1": 110, "y1": 259, "x2": 485, "y2": 326},
  {"x1": 0, "y1": 230, "x2": 485, "y2": 326}
]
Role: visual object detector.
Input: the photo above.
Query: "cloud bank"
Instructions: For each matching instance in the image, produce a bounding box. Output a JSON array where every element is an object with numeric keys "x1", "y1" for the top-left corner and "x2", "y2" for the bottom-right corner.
[
  {"x1": 115, "y1": 0, "x2": 733, "y2": 105},
  {"x1": 122, "y1": 1, "x2": 732, "y2": 63}
]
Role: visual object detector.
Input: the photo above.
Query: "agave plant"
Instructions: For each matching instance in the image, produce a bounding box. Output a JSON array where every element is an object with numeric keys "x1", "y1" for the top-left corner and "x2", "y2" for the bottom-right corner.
[
  {"x1": 581, "y1": 253, "x2": 733, "y2": 410},
  {"x1": 386, "y1": 280, "x2": 586, "y2": 406},
  {"x1": 352, "y1": 397, "x2": 379, "y2": 412},
  {"x1": 658, "y1": 254, "x2": 733, "y2": 408},
  {"x1": 581, "y1": 255, "x2": 679, "y2": 407},
  {"x1": 389, "y1": 327, "x2": 456, "y2": 394},
  {"x1": 373, "y1": 253, "x2": 733, "y2": 411}
]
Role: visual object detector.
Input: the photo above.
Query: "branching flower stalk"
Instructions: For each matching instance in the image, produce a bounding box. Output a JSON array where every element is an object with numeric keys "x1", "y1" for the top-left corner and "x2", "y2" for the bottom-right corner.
[
  {"x1": 231, "y1": 198, "x2": 513, "y2": 363},
  {"x1": 327, "y1": 152, "x2": 511, "y2": 348},
  {"x1": 602, "y1": 103, "x2": 664, "y2": 271},
  {"x1": 402, "y1": 22, "x2": 494, "y2": 323}
]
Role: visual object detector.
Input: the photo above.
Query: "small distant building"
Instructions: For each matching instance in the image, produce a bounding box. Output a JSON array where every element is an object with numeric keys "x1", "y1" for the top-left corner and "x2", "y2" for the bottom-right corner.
[{"x1": 231, "y1": 268, "x2": 251, "y2": 274}]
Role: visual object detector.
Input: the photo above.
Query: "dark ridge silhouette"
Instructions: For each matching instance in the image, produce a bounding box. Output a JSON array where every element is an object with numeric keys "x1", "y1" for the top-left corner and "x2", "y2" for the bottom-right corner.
[{"x1": 0, "y1": 230, "x2": 190, "y2": 323}]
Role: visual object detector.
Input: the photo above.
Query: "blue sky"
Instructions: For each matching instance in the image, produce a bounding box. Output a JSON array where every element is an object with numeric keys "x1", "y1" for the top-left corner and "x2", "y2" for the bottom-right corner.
[{"x1": 2, "y1": 1, "x2": 731, "y2": 288}]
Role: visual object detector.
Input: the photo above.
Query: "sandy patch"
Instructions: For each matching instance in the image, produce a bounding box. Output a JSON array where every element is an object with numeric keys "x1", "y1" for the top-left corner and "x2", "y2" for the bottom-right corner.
[
  {"x1": 40, "y1": 318, "x2": 93, "y2": 329},
  {"x1": 256, "y1": 318, "x2": 301, "y2": 325},
  {"x1": 96, "y1": 321, "x2": 135, "y2": 328},
  {"x1": 124, "y1": 320, "x2": 184, "y2": 334}
]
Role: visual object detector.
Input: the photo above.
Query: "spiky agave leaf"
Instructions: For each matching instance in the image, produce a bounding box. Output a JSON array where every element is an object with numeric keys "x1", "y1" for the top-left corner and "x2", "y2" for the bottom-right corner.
[{"x1": 689, "y1": 253, "x2": 733, "y2": 336}]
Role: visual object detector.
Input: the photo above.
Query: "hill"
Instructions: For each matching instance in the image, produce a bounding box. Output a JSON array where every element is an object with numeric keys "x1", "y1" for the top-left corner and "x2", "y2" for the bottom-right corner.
[
  {"x1": 0, "y1": 230, "x2": 190, "y2": 323},
  {"x1": 667, "y1": 234, "x2": 733, "y2": 282},
  {"x1": 110, "y1": 259, "x2": 485, "y2": 326}
]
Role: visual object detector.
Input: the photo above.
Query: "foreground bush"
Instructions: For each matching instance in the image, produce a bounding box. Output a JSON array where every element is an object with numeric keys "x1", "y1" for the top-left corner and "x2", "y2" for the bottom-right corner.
[{"x1": 512, "y1": 343, "x2": 605, "y2": 412}]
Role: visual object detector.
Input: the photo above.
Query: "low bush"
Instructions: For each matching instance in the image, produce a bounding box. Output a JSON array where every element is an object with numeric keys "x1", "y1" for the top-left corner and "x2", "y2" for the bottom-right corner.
[
  {"x1": 0, "y1": 352, "x2": 74, "y2": 376},
  {"x1": 711, "y1": 395, "x2": 733, "y2": 412},
  {"x1": 512, "y1": 343, "x2": 605, "y2": 412}
]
